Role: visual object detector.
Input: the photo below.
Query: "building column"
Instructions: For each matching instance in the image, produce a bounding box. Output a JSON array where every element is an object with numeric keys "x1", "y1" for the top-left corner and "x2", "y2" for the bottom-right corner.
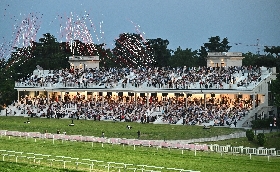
[
  {"x1": 18, "y1": 91, "x2": 20, "y2": 103},
  {"x1": 102, "y1": 93, "x2": 104, "y2": 105},
  {"x1": 62, "y1": 91, "x2": 65, "y2": 102},
  {"x1": 147, "y1": 93, "x2": 150, "y2": 107},
  {"x1": 185, "y1": 93, "x2": 188, "y2": 107},
  {"x1": 135, "y1": 92, "x2": 137, "y2": 106},
  {"x1": 91, "y1": 93, "x2": 94, "y2": 103},
  {"x1": 47, "y1": 91, "x2": 49, "y2": 104},
  {"x1": 252, "y1": 94, "x2": 256, "y2": 109},
  {"x1": 84, "y1": 91, "x2": 87, "y2": 100},
  {"x1": 60, "y1": 91, "x2": 63, "y2": 102},
  {"x1": 204, "y1": 94, "x2": 206, "y2": 109}
]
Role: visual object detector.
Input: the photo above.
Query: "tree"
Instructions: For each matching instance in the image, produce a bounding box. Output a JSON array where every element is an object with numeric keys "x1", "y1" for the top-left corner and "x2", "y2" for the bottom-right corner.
[
  {"x1": 264, "y1": 46, "x2": 280, "y2": 58},
  {"x1": 0, "y1": 77, "x2": 16, "y2": 109},
  {"x1": 99, "y1": 48, "x2": 115, "y2": 68},
  {"x1": 0, "y1": 44, "x2": 37, "y2": 107},
  {"x1": 242, "y1": 52, "x2": 258, "y2": 66},
  {"x1": 257, "y1": 133, "x2": 266, "y2": 146},
  {"x1": 198, "y1": 36, "x2": 232, "y2": 66},
  {"x1": 146, "y1": 38, "x2": 172, "y2": 67},
  {"x1": 256, "y1": 55, "x2": 277, "y2": 68},
  {"x1": 251, "y1": 119, "x2": 271, "y2": 129},
  {"x1": 0, "y1": 33, "x2": 72, "y2": 108},
  {"x1": 264, "y1": 46, "x2": 280, "y2": 73},
  {"x1": 246, "y1": 129, "x2": 254, "y2": 141},
  {"x1": 112, "y1": 33, "x2": 156, "y2": 68},
  {"x1": 33, "y1": 33, "x2": 70, "y2": 70},
  {"x1": 169, "y1": 47, "x2": 198, "y2": 67},
  {"x1": 270, "y1": 74, "x2": 280, "y2": 107},
  {"x1": 204, "y1": 36, "x2": 232, "y2": 52},
  {"x1": 197, "y1": 46, "x2": 207, "y2": 66}
]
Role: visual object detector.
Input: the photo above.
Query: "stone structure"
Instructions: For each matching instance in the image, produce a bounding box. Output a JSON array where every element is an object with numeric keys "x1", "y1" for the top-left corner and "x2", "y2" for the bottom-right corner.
[
  {"x1": 207, "y1": 52, "x2": 244, "y2": 67},
  {"x1": 68, "y1": 56, "x2": 100, "y2": 70}
]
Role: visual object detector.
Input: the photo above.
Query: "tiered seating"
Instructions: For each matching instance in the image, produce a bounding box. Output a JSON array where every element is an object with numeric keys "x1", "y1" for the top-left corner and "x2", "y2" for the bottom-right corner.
[
  {"x1": 4, "y1": 65, "x2": 275, "y2": 127},
  {"x1": 15, "y1": 66, "x2": 269, "y2": 90},
  {"x1": 1, "y1": 91, "x2": 252, "y2": 128}
]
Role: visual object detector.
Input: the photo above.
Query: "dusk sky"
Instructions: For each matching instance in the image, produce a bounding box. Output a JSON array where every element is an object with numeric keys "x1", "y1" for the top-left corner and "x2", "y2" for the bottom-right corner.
[{"x1": 1, "y1": 0, "x2": 280, "y2": 58}]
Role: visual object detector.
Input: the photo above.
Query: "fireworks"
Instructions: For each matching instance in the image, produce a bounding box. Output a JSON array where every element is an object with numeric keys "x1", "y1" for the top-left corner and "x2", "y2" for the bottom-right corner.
[
  {"x1": 1, "y1": 8, "x2": 42, "y2": 60},
  {"x1": 111, "y1": 21, "x2": 156, "y2": 68},
  {"x1": 0, "y1": 6, "x2": 156, "y2": 69},
  {"x1": 113, "y1": 32, "x2": 156, "y2": 68},
  {"x1": 0, "y1": 12, "x2": 42, "y2": 71},
  {"x1": 57, "y1": 12, "x2": 112, "y2": 65}
]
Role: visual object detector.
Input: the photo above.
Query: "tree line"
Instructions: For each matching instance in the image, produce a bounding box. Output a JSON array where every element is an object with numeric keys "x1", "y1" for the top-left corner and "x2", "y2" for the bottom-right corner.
[{"x1": 0, "y1": 33, "x2": 280, "y2": 109}]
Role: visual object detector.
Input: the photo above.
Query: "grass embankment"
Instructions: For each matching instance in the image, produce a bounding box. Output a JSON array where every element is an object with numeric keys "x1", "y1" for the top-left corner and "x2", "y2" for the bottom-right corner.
[
  {"x1": 203, "y1": 131, "x2": 280, "y2": 150},
  {"x1": 0, "y1": 136, "x2": 279, "y2": 172},
  {"x1": 0, "y1": 116, "x2": 244, "y2": 140}
]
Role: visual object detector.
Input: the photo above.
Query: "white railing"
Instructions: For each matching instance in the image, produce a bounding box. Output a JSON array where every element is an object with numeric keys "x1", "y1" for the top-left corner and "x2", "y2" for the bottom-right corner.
[
  {"x1": 0, "y1": 149, "x2": 201, "y2": 172},
  {"x1": 208, "y1": 144, "x2": 279, "y2": 157},
  {"x1": 0, "y1": 131, "x2": 202, "y2": 172}
]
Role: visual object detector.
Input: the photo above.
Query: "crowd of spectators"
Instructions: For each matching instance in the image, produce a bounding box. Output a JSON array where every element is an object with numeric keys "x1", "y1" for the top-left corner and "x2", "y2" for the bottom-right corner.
[
  {"x1": 7, "y1": 91, "x2": 252, "y2": 127},
  {"x1": 10, "y1": 65, "x2": 264, "y2": 127},
  {"x1": 161, "y1": 95, "x2": 250, "y2": 126},
  {"x1": 15, "y1": 65, "x2": 264, "y2": 90}
]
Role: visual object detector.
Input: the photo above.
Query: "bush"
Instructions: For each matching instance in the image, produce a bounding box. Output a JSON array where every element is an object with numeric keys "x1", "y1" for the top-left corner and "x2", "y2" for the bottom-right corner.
[
  {"x1": 246, "y1": 129, "x2": 254, "y2": 141},
  {"x1": 257, "y1": 133, "x2": 266, "y2": 146},
  {"x1": 251, "y1": 119, "x2": 270, "y2": 129}
]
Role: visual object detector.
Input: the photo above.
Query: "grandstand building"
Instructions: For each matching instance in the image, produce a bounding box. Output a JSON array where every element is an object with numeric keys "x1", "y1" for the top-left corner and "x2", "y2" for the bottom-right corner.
[
  {"x1": 2, "y1": 52, "x2": 277, "y2": 128},
  {"x1": 68, "y1": 55, "x2": 100, "y2": 70},
  {"x1": 207, "y1": 52, "x2": 244, "y2": 67}
]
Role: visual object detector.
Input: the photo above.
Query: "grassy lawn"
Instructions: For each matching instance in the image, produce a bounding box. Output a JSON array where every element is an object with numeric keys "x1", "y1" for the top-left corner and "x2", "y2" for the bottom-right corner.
[
  {"x1": 202, "y1": 132, "x2": 280, "y2": 150},
  {"x1": 1, "y1": 116, "x2": 279, "y2": 172},
  {"x1": 0, "y1": 136, "x2": 279, "y2": 172},
  {"x1": 0, "y1": 116, "x2": 244, "y2": 140},
  {"x1": 0, "y1": 161, "x2": 79, "y2": 172}
]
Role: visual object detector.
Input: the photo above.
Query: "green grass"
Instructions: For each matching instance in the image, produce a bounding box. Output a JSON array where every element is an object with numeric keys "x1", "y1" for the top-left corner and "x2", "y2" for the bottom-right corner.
[
  {"x1": 0, "y1": 161, "x2": 80, "y2": 172},
  {"x1": 202, "y1": 132, "x2": 280, "y2": 150},
  {"x1": 0, "y1": 116, "x2": 279, "y2": 172},
  {"x1": 0, "y1": 136, "x2": 279, "y2": 172},
  {"x1": 0, "y1": 116, "x2": 244, "y2": 140}
]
